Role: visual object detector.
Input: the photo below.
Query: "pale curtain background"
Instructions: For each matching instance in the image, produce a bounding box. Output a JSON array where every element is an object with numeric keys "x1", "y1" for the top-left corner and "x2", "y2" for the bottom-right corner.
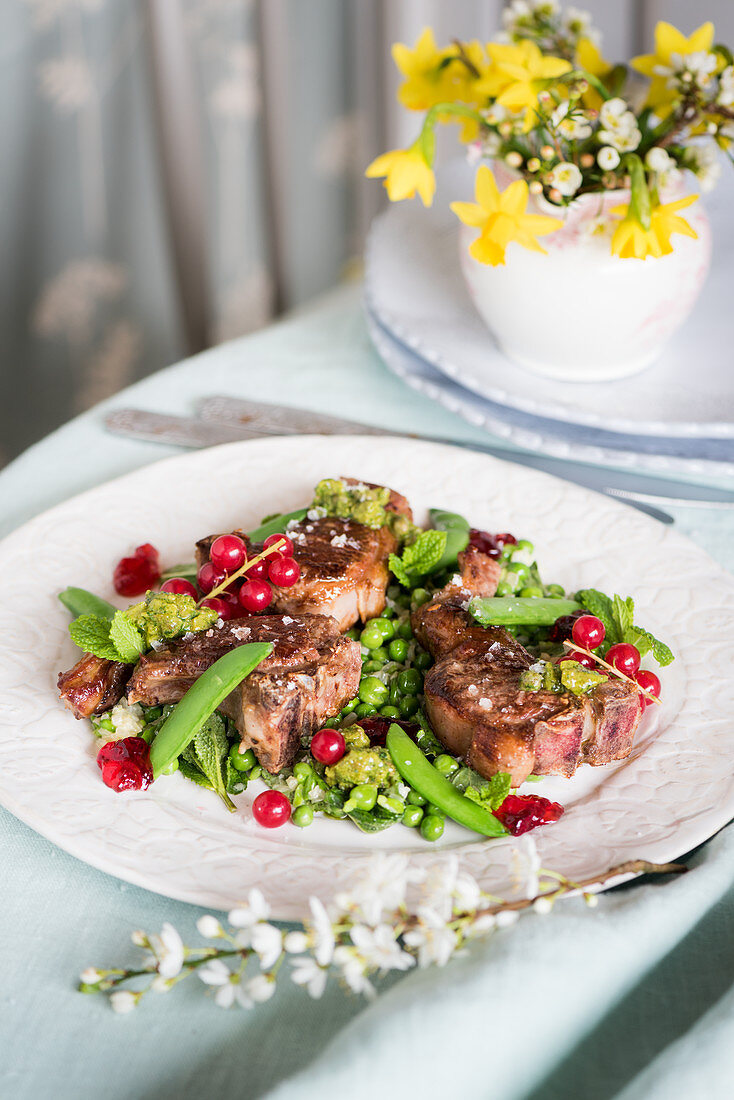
[{"x1": 2, "y1": 0, "x2": 733, "y2": 467}]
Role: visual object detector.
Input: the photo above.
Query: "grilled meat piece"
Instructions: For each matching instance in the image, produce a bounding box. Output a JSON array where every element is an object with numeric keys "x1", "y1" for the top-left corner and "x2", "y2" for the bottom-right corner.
[
  {"x1": 417, "y1": 547, "x2": 641, "y2": 784},
  {"x1": 58, "y1": 653, "x2": 131, "y2": 719},
  {"x1": 270, "y1": 516, "x2": 397, "y2": 630},
  {"x1": 127, "y1": 613, "x2": 360, "y2": 772}
]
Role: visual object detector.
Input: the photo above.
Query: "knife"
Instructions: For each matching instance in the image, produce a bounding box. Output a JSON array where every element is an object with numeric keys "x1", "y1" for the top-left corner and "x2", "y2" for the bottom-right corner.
[
  {"x1": 196, "y1": 396, "x2": 734, "y2": 509},
  {"x1": 105, "y1": 405, "x2": 678, "y2": 524}
]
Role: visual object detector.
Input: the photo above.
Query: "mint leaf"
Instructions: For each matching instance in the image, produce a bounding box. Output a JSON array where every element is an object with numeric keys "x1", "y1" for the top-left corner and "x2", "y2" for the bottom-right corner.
[
  {"x1": 389, "y1": 529, "x2": 447, "y2": 588},
  {"x1": 186, "y1": 714, "x2": 235, "y2": 811},
  {"x1": 403, "y1": 529, "x2": 447, "y2": 575},
  {"x1": 388, "y1": 552, "x2": 412, "y2": 588},
  {"x1": 577, "y1": 588, "x2": 674, "y2": 667},
  {"x1": 109, "y1": 611, "x2": 145, "y2": 663},
  {"x1": 452, "y1": 767, "x2": 511, "y2": 810},
  {"x1": 628, "y1": 626, "x2": 674, "y2": 667},
  {"x1": 613, "y1": 595, "x2": 635, "y2": 638},
  {"x1": 68, "y1": 615, "x2": 122, "y2": 661}
]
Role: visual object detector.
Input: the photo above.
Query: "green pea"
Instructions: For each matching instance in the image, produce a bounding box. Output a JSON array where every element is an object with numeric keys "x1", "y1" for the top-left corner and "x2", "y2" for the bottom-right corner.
[
  {"x1": 345, "y1": 627, "x2": 360, "y2": 640},
  {"x1": 505, "y1": 562, "x2": 530, "y2": 583},
  {"x1": 399, "y1": 696, "x2": 420, "y2": 718},
  {"x1": 358, "y1": 676, "x2": 389, "y2": 707},
  {"x1": 248, "y1": 765, "x2": 262, "y2": 780},
  {"x1": 411, "y1": 588, "x2": 431, "y2": 607},
  {"x1": 360, "y1": 624, "x2": 386, "y2": 650},
  {"x1": 499, "y1": 545, "x2": 515, "y2": 562},
  {"x1": 420, "y1": 814, "x2": 445, "y2": 842},
  {"x1": 519, "y1": 586, "x2": 544, "y2": 598},
  {"x1": 346, "y1": 784, "x2": 377, "y2": 811},
  {"x1": 380, "y1": 606, "x2": 396, "y2": 620},
  {"x1": 292, "y1": 804, "x2": 314, "y2": 828},
  {"x1": 362, "y1": 660, "x2": 383, "y2": 674},
  {"x1": 293, "y1": 761, "x2": 313, "y2": 781},
  {"x1": 160, "y1": 758, "x2": 179, "y2": 776},
  {"x1": 377, "y1": 794, "x2": 405, "y2": 815},
  {"x1": 371, "y1": 646, "x2": 389, "y2": 663},
  {"x1": 143, "y1": 706, "x2": 162, "y2": 721},
  {"x1": 546, "y1": 583, "x2": 566, "y2": 598},
  {"x1": 397, "y1": 668, "x2": 423, "y2": 695},
  {"x1": 413, "y1": 649, "x2": 432, "y2": 671},
  {"x1": 396, "y1": 592, "x2": 412, "y2": 609},
  {"x1": 371, "y1": 617, "x2": 396, "y2": 641},
  {"x1": 495, "y1": 579, "x2": 515, "y2": 597},
  {"x1": 229, "y1": 745, "x2": 256, "y2": 772},
  {"x1": 397, "y1": 620, "x2": 413, "y2": 639},
  {"x1": 355, "y1": 702, "x2": 377, "y2": 718},
  {"x1": 435, "y1": 754, "x2": 459, "y2": 777},
  {"x1": 387, "y1": 585, "x2": 402, "y2": 600},
  {"x1": 379, "y1": 705, "x2": 401, "y2": 718},
  {"x1": 402, "y1": 805, "x2": 424, "y2": 828},
  {"x1": 407, "y1": 789, "x2": 427, "y2": 806},
  {"x1": 388, "y1": 638, "x2": 409, "y2": 662},
  {"x1": 516, "y1": 539, "x2": 534, "y2": 553}
]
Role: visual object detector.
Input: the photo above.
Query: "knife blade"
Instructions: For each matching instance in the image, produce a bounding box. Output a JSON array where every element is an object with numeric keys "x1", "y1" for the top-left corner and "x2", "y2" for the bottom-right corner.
[
  {"x1": 104, "y1": 406, "x2": 675, "y2": 523},
  {"x1": 196, "y1": 396, "x2": 734, "y2": 508}
]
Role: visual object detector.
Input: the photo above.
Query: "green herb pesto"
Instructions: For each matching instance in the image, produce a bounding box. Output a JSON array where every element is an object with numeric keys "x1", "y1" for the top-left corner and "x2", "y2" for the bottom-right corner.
[
  {"x1": 519, "y1": 660, "x2": 608, "y2": 697},
  {"x1": 343, "y1": 726, "x2": 370, "y2": 749},
  {"x1": 311, "y1": 478, "x2": 416, "y2": 543},
  {"x1": 126, "y1": 591, "x2": 218, "y2": 648},
  {"x1": 325, "y1": 747, "x2": 398, "y2": 790}
]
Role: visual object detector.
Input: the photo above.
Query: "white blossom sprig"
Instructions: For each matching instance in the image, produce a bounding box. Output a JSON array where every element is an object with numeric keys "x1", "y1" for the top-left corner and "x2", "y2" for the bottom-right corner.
[{"x1": 79, "y1": 849, "x2": 685, "y2": 1013}]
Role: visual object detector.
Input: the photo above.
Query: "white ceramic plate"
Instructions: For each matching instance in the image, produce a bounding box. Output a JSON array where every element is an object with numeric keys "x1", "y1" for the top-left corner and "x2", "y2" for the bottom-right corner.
[
  {"x1": 365, "y1": 159, "x2": 734, "y2": 441},
  {"x1": 366, "y1": 309, "x2": 734, "y2": 479},
  {"x1": 1, "y1": 436, "x2": 732, "y2": 918}
]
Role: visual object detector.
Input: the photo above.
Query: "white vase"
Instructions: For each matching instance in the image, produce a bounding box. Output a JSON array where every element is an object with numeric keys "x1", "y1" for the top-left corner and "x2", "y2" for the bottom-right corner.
[{"x1": 458, "y1": 167, "x2": 712, "y2": 382}]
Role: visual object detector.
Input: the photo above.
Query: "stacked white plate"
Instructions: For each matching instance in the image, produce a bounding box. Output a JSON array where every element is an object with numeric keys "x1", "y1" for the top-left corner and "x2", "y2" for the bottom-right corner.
[{"x1": 365, "y1": 160, "x2": 734, "y2": 478}]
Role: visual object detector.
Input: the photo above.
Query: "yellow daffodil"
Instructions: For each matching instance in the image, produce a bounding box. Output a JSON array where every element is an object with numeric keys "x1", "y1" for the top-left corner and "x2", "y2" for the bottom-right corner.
[
  {"x1": 476, "y1": 41, "x2": 572, "y2": 131},
  {"x1": 365, "y1": 143, "x2": 436, "y2": 206},
  {"x1": 575, "y1": 36, "x2": 612, "y2": 109},
  {"x1": 450, "y1": 165, "x2": 560, "y2": 265},
  {"x1": 632, "y1": 21, "x2": 715, "y2": 116},
  {"x1": 610, "y1": 194, "x2": 699, "y2": 259},
  {"x1": 392, "y1": 28, "x2": 452, "y2": 111}
]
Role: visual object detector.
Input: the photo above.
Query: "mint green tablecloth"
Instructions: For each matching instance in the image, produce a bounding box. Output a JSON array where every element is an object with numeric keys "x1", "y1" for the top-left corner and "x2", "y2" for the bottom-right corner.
[{"x1": 2, "y1": 286, "x2": 733, "y2": 1100}]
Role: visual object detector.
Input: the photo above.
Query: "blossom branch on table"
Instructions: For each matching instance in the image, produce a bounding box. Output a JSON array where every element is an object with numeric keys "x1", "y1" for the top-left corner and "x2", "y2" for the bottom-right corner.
[{"x1": 79, "y1": 847, "x2": 685, "y2": 1013}]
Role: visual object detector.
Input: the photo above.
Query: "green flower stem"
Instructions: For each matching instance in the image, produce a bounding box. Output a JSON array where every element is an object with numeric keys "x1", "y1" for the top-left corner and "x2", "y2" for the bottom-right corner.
[{"x1": 561, "y1": 68, "x2": 612, "y2": 101}]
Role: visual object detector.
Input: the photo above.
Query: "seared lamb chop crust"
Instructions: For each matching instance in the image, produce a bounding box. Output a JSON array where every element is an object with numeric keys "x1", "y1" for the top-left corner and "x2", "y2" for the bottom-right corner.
[
  {"x1": 127, "y1": 613, "x2": 360, "y2": 772},
  {"x1": 415, "y1": 545, "x2": 641, "y2": 784},
  {"x1": 58, "y1": 653, "x2": 131, "y2": 719}
]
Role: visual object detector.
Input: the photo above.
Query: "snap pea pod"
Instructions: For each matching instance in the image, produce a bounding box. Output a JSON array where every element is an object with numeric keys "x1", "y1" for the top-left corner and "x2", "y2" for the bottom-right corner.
[
  {"x1": 58, "y1": 586, "x2": 116, "y2": 620},
  {"x1": 248, "y1": 508, "x2": 308, "y2": 543},
  {"x1": 428, "y1": 508, "x2": 470, "y2": 572},
  {"x1": 469, "y1": 596, "x2": 581, "y2": 627},
  {"x1": 149, "y1": 642, "x2": 273, "y2": 778},
  {"x1": 386, "y1": 725, "x2": 507, "y2": 838}
]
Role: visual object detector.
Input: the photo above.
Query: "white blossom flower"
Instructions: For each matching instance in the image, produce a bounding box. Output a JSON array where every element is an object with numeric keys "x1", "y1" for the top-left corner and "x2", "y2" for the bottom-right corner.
[
  {"x1": 533, "y1": 896, "x2": 553, "y2": 915},
  {"x1": 291, "y1": 956, "x2": 328, "y2": 999},
  {"x1": 131, "y1": 930, "x2": 147, "y2": 948},
  {"x1": 403, "y1": 908, "x2": 458, "y2": 968},
  {"x1": 565, "y1": 7, "x2": 593, "y2": 36},
  {"x1": 333, "y1": 946, "x2": 376, "y2": 998},
  {"x1": 198, "y1": 959, "x2": 232, "y2": 987},
  {"x1": 147, "y1": 923, "x2": 184, "y2": 980},
  {"x1": 150, "y1": 975, "x2": 172, "y2": 994},
  {"x1": 495, "y1": 909, "x2": 520, "y2": 929},
  {"x1": 511, "y1": 835, "x2": 541, "y2": 898},
  {"x1": 597, "y1": 146, "x2": 620, "y2": 170},
  {"x1": 465, "y1": 912, "x2": 497, "y2": 938},
  {"x1": 335, "y1": 854, "x2": 424, "y2": 925},
  {"x1": 551, "y1": 101, "x2": 592, "y2": 140},
  {"x1": 110, "y1": 991, "x2": 137, "y2": 1015},
  {"x1": 198, "y1": 960, "x2": 253, "y2": 1009},
  {"x1": 655, "y1": 50, "x2": 717, "y2": 93},
  {"x1": 350, "y1": 924, "x2": 415, "y2": 972},
  {"x1": 250, "y1": 923, "x2": 283, "y2": 969},
  {"x1": 645, "y1": 146, "x2": 674, "y2": 174},
  {"x1": 547, "y1": 161, "x2": 582, "y2": 196},
  {"x1": 585, "y1": 892, "x2": 600, "y2": 908},
  {"x1": 228, "y1": 888, "x2": 270, "y2": 929},
  {"x1": 196, "y1": 915, "x2": 223, "y2": 939},
  {"x1": 686, "y1": 141, "x2": 722, "y2": 192},
  {"x1": 599, "y1": 98, "x2": 641, "y2": 153},
  {"x1": 718, "y1": 66, "x2": 734, "y2": 107},
  {"x1": 502, "y1": 0, "x2": 531, "y2": 28},
  {"x1": 284, "y1": 930, "x2": 309, "y2": 954},
  {"x1": 308, "y1": 897, "x2": 336, "y2": 966},
  {"x1": 80, "y1": 967, "x2": 102, "y2": 984},
  {"x1": 245, "y1": 975, "x2": 276, "y2": 1004},
  {"x1": 421, "y1": 857, "x2": 481, "y2": 920}
]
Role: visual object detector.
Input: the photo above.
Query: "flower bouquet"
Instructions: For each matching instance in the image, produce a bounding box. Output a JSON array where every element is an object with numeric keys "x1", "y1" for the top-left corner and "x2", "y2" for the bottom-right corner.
[{"x1": 367, "y1": 2, "x2": 734, "y2": 380}]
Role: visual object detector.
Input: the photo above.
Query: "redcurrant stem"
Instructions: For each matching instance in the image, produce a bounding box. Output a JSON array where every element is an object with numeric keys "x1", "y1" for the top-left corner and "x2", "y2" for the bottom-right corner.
[
  {"x1": 203, "y1": 538, "x2": 287, "y2": 603},
  {"x1": 562, "y1": 640, "x2": 662, "y2": 705}
]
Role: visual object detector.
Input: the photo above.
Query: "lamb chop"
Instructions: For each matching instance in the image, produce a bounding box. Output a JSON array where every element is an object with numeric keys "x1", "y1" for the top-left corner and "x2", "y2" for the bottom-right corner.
[
  {"x1": 197, "y1": 478, "x2": 414, "y2": 632},
  {"x1": 413, "y1": 548, "x2": 642, "y2": 785},
  {"x1": 127, "y1": 613, "x2": 360, "y2": 772},
  {"x1": 58, "y1": 653, "x2": 131, "y2": 719}
]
